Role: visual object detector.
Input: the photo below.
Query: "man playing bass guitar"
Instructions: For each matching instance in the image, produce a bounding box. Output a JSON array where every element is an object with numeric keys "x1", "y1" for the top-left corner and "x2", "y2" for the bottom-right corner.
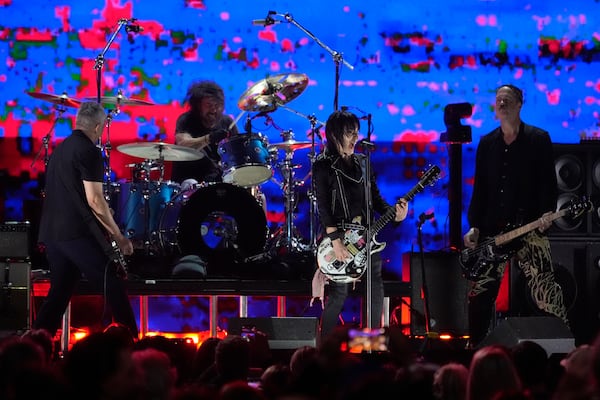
[
  {"x1": 34, "y1": 102, "x2": 138, "y2": 339},
  {"x1": 463, "y1": 84, "x2": 568, "y2": 347}
]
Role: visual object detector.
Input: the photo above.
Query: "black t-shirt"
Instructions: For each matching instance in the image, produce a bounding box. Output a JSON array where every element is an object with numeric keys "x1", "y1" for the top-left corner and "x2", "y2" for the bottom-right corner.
[
  {"x1": 467, "y1": 122, "x2": 558, "y2": 237},
  {"x1": 170, "y1": 111, "x2": 237, "y2": 184},
  {"x1": 38, "y1": 130, "x2": 104, "y2": 243}
]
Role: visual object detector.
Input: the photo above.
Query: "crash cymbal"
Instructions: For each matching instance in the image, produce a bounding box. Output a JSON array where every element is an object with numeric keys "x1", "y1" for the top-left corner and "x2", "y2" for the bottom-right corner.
[
  {"x1": 117, "y1": 142, "x2": 203, "y2": 161},
  {"x1": 83, "y1": 94, "x2": 155, "y2": 106},
  {"x1": 26, "y1": 91, "x2": 81, "y2": 108},
  {"x1": 268, "y1": 139, "x2": 312, "y2": 152},
  {"x1": 238, "y1": 73, "x2": 309, "y2": 112}
]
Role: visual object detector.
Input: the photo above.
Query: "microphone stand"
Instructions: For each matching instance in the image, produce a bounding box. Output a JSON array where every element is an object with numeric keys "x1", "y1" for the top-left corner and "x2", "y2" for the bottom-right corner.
[
  {"x1": 272, "y1": 12, "x2": 354, "y2": 111},
  {"x1": 94, "y1": 19, "x2": 129, "y2": 198},
  {"x1": 307, "y1": 114, "x2": 321, "y2": 253},
  {"x1": 360, "y1": 115, "x2": 375, "y2": 330},
  {"x1": 417, "y1": 212, "x2": 437, "y2": 354},
  {"x1": 103, "y1": 107, "x2": 120, "y2": 199}
]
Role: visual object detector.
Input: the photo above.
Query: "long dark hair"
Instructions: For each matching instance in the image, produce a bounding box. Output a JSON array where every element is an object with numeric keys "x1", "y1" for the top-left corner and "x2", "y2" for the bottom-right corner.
[
  {"x1": 184, "y1": 80, "x2": 225, "y2": 111},
  {"x1": 324, "y1": 110, "x2": 360, "y2": 156}
]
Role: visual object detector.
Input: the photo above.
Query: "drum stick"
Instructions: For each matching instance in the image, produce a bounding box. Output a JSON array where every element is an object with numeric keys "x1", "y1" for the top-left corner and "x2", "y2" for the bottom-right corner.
[{"x1": 229, "y1": 110, "x2": 245, "y2": 131}]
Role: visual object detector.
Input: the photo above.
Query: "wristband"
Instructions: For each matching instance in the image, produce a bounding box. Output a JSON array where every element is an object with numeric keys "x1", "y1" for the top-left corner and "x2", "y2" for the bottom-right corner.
[{"x1": 327, "y1": 230, "x2": 344, "y2": 241}]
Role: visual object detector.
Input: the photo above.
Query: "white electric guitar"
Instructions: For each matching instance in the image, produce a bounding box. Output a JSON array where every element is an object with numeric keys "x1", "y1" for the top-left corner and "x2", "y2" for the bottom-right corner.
[{"x1": 317, "y1": 165, "x2": 441, "y2": 283}]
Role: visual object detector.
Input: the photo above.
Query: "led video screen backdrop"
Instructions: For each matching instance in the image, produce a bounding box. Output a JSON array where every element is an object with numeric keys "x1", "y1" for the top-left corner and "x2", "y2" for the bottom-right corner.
[{"x1": 1, "y1": 0, "x2": 599, "y2": 284}]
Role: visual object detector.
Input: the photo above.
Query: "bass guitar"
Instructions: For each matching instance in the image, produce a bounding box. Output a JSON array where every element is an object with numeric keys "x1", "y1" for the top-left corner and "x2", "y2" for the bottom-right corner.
[
  {"x1": 317, "y1": 165, "x2": 441, "y2": 283},
  {"x1": 459, "y1": 197, "x2": 593, "y2": 280}
]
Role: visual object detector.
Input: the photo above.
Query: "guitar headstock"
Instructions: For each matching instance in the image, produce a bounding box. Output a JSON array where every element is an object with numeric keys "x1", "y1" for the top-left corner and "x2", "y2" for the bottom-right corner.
[
  {"x1": 419, "y1": 164, "x2": 441, "y2": 187},
  {"x1": 566, "y1": 196, "x2": 594, "y2": 219}
]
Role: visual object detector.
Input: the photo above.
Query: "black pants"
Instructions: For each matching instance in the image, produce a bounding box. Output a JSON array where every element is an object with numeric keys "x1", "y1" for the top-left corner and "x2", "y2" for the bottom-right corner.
[
  {"x1": 320, "y1": 253, "x2": 384, "y2": 338},
  {"x1": 33, "y1": 236, "x2": 138, "y2": 338},
  {"x1": 468, "y1": 231, "x2": 568, "y2": 346}
]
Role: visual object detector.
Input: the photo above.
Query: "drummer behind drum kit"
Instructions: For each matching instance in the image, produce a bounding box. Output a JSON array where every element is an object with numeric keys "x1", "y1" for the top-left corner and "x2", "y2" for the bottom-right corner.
[{"x1": 27, "y1": 73, "x2": 321, "y2": 274}]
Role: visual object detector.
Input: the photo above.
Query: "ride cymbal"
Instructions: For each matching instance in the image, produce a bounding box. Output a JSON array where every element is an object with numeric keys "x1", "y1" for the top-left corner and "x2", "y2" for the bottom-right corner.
[
  {"x1": 83, "y1": 94, "x2": 155, "y2": 106},
  {"x1": 268, "y1": 139, "x2": 313, "y2": 152},
  {"x1": 238, "y1": 73, "x2": 309, "y2": 112},
  {"x1": 25, "y1": 91, "x2": 81, "y2": 108},
  {"x1": 117, "y1": 142, "x2": 204, "y2": 161}
]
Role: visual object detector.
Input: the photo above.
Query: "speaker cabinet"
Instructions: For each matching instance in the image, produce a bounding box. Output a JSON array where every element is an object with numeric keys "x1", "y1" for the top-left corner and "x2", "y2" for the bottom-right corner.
[
  {"x1": 408, "y1": 251, "x2": 469, "y2": 337},
  {"x1": 0, "y1": 261, "x2": 31, "y2": 331},
  {"x1": 228, "y1": 317, "x2": 318, "y2": 349},
  {"x1": 550, "y1": 144, "x2": 600, "y2": 236},
  {"x1": 0, "y1": 221, "x2": 30, "y2": 260},
  {"x1": 479, "y1": 317, "x2": 574, "y2": 355},
  {"x1": 510, "y1": 239, "x2": 600, "y2": 345}
]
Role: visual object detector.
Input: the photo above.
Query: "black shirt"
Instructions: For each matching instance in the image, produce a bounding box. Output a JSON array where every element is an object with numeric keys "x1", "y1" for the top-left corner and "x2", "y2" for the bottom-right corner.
[
  {"x1": 467, "y1": 122, "x2": 558, "y2": 237},
  {"x1": 312, "y1": 152, "x2": 391, "y2": 229},
  {"x1": 170, "y1": 111, "x2": 238, "y2": 184},
  {"x1": 39, "y1": 130, "x2": 104, "y2": 243}
]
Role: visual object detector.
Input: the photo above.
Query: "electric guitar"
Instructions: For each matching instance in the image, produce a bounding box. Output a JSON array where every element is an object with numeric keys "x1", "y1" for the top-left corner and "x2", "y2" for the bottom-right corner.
[
  {"x1": 109, "y1": 239, "x2": 129, "y2": 279},
  {"x1": 317, "y1": 165, "x2": 441, "y2": 283},
  {"x1": 459, "y1": 197, "x2": 593, "y2": 280}
]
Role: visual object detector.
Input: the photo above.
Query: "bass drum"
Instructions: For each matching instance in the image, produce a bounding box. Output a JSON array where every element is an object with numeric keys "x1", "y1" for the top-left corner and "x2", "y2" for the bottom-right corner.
[{"x1": 158, "y1": 182, "x2": 267, "y2": 261}]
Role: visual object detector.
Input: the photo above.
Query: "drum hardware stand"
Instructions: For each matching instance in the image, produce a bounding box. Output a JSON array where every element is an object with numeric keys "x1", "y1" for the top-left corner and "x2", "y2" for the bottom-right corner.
[
  {"x1": 273, "y1": 105, "x2": 325, "y2": 254},
  {"x1": 267, "y1": 11, "x2": 354, "y2": 111},
  {"x1": 268, "y1": 131, "x2": 310, "y2": 255},
  {"x1": 31, "y1": 104, "x2": 67, "y2": 170}
]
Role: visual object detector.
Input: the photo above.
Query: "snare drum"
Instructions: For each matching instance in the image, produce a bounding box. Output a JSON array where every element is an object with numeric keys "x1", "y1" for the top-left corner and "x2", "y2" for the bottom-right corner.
[
  {"x1": 218, "y1": 133, "x2": 272, "y2": 187},
  {"x1": 157, "y1": 182, "x2": 267, "y2": 261}
]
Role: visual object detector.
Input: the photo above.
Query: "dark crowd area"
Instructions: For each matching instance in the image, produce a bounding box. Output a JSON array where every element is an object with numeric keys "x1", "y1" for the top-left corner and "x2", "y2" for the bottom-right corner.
[{"x1": 1, "y1": 324, "x2": 599, "y2": 400}]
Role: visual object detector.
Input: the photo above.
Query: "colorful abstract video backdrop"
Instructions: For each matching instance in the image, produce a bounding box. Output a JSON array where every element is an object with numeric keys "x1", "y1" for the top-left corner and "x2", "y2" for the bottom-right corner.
[{"x1": 2, "y1": 0, "x2": 600, "y2": 280}]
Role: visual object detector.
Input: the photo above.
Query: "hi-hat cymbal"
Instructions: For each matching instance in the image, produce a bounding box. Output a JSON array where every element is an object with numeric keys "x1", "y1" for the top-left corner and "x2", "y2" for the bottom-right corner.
[
  {"x1": 83, "y1": 94, "x2": 155, "y2": 106},
  {"x1": 26, "y1": 91, "x2": 81, "y2": 108},
  {"x1": 268, "y1": 139, "x2": 313, "y2": 152},
  {"x1": 117, "y1": 142, "x2": 203, "y2": 161},
  {"x1": 238, "y1": 73, "x2": 309, "y2": 112}
]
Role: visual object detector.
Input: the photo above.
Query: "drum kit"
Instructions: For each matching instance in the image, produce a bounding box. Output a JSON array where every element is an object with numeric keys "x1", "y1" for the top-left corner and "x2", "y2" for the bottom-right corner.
[{"x1": 27, "y1": 72, "x2": 321, "y2": 267}]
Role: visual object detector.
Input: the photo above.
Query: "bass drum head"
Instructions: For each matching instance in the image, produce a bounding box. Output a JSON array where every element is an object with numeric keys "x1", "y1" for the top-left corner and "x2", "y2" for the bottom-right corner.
[{"x1": 177, "y1": 183, "x2": 267, "y2": 263}]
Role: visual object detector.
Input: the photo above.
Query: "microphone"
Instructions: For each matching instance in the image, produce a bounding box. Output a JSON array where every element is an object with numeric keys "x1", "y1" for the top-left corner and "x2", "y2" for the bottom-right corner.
[
  {"x1": 252, "y1": 18, "x2": 282, "y2": 26},
  {"x1": 125, "y1": 24, "x2": 143, "y2": 33},
  {"x1": 418, "y1": 211, "x2": 435, "y2": 223},
  {"x1": 357, "y1": 138, "x2": 375, "y2": 150}
]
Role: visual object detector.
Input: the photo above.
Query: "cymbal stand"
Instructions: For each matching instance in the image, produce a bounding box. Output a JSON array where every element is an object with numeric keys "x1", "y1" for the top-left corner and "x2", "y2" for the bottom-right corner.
[
  {"x1": 31, "y1": 105, "x2": 67, "y2": 169},
  {"x1": 271, "y1": 12, "x2": 354, "y2": 111},
  {"x1": 102, "y1": 107, "x2": 120, "y2": 201}
]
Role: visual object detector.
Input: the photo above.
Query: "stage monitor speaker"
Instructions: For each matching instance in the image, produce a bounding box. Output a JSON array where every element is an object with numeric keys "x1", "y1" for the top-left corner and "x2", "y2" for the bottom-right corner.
[
  {"x1": 0, "y1": 261, "x2": 31, "y2": 331},
  {"x1": 479, "y1": 316, "x2": 574, "y2": 355},
  {"x1": 408, "y1": 251, "x2": 469, "y2": 337},
  {"x1": 228, "y1": 317, "x2": 318, "y2": 349}
]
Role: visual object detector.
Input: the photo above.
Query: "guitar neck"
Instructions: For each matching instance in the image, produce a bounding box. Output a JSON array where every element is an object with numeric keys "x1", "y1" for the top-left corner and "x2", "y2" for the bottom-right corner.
[
  {"x1": 494, "y1": 208, "x2": 568, "y2": 246},
  {"x1": 370, "y1": 179, "x2": 424, "y2": 236}
]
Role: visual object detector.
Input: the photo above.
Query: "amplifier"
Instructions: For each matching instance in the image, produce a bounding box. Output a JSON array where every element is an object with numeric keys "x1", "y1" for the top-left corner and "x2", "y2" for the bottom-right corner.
[
  {"x1": 0, "y1": 261, "x2": 31, "y2": 331},
  {"x1": 0, "y1": 221, "x2": 30, "y2": 260}
]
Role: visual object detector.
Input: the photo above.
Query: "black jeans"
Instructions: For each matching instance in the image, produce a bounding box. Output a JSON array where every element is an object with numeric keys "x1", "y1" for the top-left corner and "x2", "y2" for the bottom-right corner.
[
  {"x1": 320, "y1": 253, "x2": 384, "y2": 338},
  {"x1": 33, "y1": 236, "x2": 138, "y2": 338}
]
